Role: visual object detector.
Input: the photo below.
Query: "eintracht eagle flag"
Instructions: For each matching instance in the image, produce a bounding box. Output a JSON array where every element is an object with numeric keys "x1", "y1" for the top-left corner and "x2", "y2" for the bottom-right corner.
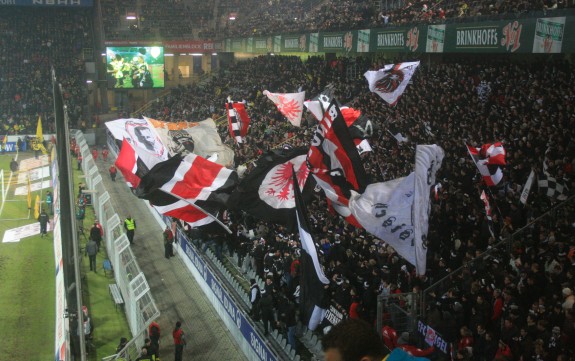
[
  {"x1": 136, "y1": 153, "x2": 239, "y2": 228},
  {"x1": 227, "y1": 147, "x2": 310, "y2": 232},
  {"x1": 263, "y1": 90, "x2": 305, "y2": 127},
  {"x1": 307, "y1": 100, "x2": 369, "y2": 228},
  {"x1": 466, "y1": 142, "x2": 506, "y2": 187},
  {"x1": 349, "y1": 145, "x2": 444, "y2": 275},
  {"x1": 226, "y1": 100, "x2": 251, "y2": 144},
  {"x1": 364, "y1": 61, "x2": 420, "y2": 106},
  {"x1": 293, "y1": 166, "x2": 329, "y2": 331}
]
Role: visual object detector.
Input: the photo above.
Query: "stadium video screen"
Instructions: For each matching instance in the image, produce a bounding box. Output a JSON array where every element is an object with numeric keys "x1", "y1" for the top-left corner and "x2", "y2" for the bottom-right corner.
[{"x1": 106, "y1": 46, "x2": 165, "y2": 89}]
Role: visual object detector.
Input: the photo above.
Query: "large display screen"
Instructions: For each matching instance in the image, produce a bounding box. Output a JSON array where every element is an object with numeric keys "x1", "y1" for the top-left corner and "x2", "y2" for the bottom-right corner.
[{"x1": 106, "y1": 46, "x2": 165, "y2": 89}]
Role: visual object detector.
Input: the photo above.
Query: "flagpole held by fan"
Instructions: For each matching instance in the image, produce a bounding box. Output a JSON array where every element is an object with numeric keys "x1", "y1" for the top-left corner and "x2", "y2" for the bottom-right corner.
[{"x1": 156, "y1": 188, "x2": 232, "y2": 234}]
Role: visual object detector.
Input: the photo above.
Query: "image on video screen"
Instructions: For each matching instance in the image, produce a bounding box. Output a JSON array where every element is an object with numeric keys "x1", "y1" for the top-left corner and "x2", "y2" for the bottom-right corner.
[{"x1": 106, "y1": 46, "x2": 165, "y2": 89}]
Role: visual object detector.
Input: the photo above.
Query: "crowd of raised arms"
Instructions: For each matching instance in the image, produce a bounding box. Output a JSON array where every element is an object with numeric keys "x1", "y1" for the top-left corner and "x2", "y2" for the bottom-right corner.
[{"x1": 1, "y1": 3, "x2": 574, "y2": 361}]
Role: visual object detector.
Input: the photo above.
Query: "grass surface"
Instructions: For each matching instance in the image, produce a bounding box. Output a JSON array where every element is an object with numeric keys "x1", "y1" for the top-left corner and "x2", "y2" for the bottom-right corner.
[
  {"x1": 72, "y1": 156, "x2": 131, "y2": 361},
  {"x1": 0, "y1": 152, "x2": 55, "y2": 360},
  {"x1": 0, "y1": 151, "x2": 130, "y2": 361}
]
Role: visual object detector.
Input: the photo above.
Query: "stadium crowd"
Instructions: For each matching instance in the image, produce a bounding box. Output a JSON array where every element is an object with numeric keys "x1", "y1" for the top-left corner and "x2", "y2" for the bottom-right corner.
[
  {"x1": 2, "y1": 3, "x2": 575, "y2": 361},
  {"x1": 142, "y1": 53, "x2": 575, "y2": 360},
  {"x1": 224, "y1": 0, "x2": 575, "y2": 37},
  {"x1": 0, "y1": 8, "x2": 91, "y2": 134},
  {"x1": 96, "y1": 0, "x2": 575, "y2": 40}
]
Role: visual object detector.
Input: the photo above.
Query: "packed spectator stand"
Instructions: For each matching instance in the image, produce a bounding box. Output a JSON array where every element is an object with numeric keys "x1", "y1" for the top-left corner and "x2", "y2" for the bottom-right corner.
[
  {"x1": 0, "y1": 8, "x2": 91, "y2": 134},
  {"x1": 2, "y1": 2, "x2": 575, "y2": 361},
  {"x1": 223, "y1": 0, "x2": 575, "y2": 37},
  {"x1": 139, "y1": 52, "x2": 575, "y2": 359}
]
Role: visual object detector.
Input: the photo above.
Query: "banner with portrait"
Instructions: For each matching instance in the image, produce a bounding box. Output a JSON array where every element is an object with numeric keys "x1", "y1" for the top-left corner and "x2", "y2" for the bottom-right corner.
[
  {"x1": 144, "y1": 117, "x2": 235, "y2": 167},
  {"x1": 105, "y1": 118, "x2": 169, "y2": 162}
]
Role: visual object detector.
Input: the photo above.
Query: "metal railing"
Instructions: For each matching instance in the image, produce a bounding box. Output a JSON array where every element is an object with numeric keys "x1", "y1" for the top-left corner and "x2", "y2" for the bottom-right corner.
[
  {"x1": 377, "y1": 292, "x2": 420, "y2": 335},
  {"x1": 72, "y1": 130, "x2": 160, "y2": 360}
]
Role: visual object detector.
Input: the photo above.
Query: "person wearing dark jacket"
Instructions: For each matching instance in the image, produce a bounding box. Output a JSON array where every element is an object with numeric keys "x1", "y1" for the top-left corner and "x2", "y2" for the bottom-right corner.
[
  {"x1": 277, "y1": 295, "x2": 297, "y2": 350},
  {"x1": 85, "y1": 238, "x2": 98, "y2": 272},
  {"x1": 259, "y1": 290, "x2": 275, "y2": 335},
  {"x1": 38, "y1": 208, "x2": 49, "y2": 237},
  {"x1": 90, "y1": 222, "x2": 102, "y2": 250}
]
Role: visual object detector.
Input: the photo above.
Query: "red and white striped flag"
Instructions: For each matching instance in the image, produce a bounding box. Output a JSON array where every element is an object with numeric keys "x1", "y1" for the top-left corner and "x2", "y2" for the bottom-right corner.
[
  {"x1": 479, "y1": 142, "x2": 506, "y2": 165},
  {"x1": 466, "y1": 142, "x2": 506, "y2": 186},
  {"x1": 263, "y1": 90, "x2": 305, "y2": 127},
  {"x1": 114, "y1": 138, "x2": 162, "y2": 188},
  {"x1": 136, "y1": 153, "x2": 238, "y2": 227},
  {"x1": 226, "y1": 100, "x2": 250, "y2": 144}
]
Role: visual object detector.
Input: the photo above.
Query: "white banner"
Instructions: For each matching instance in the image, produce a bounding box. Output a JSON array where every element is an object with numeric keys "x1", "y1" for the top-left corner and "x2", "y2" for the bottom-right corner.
[
  {"x1": 349, "y1": 174, "x2": 416, "y2": 266},
  {"x1": 414, "y1": 144, "x2": 444, "y2": 275},
  {"x1": 15, "y1": 179, "x2": 51, "y2": 195},
  {"x1": 18, "y1": 155, "x2": 50, "y2": 172},
  {"x1": 145, "y1": 117, "x2": 235, "y2": 167},
  {"x1": 520, "y1": 170, "x2": 535, "y2": 205},
  {"x1": 54, "y1": 269, "x2": 67, "y2": 361},
  {"x1": 2, "y1": 222, "x2": 51, "y2": 243},
  {"x1": 105, "y1": 118, "x2": 169, "y2": 162},
  {"x1": 17, "y1": 165, "x2": 50, "y2": 184}
]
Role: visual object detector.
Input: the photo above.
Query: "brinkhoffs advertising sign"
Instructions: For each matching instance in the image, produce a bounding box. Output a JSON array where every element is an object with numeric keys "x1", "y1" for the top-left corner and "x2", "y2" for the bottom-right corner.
[{"x1": 224, "y1": 15, "x2": 574, "y2": 54}]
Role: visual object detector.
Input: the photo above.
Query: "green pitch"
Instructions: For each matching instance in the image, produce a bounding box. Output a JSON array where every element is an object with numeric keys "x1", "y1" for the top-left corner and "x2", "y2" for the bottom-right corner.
[
  {"x1": 0, "y1": 151, "x2": 55, "y2": 360},
  {"x1": 0, "y1": 150, "x2": 135, "y2": 361}
]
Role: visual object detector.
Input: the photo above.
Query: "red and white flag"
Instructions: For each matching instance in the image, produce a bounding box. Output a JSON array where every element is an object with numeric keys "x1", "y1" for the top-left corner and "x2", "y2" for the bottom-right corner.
[
  {"x1": 307, "y1": 100, "x2": 369, "y2": 227},
  {"x1": 479, "y1": 142, "x2": 506, "y2": 165},
  {"x1": 114, "y1": 138, "x2": 162, "y2": 188},
  {"x1": 226, "y1": 101, "x2": 251, "y2": 144},
  {"x1": 263, "y1": 90, "x2": 305, "y2": 127},
  {"x1": 135, "y1": 153, "x2": 238, "y2": 227},
  {"x1": 466, "y1": 142, "x2": 506, "y2": 186},
  {"x1": 364, "y1": 61, "x2": 420, "y2": 106}
]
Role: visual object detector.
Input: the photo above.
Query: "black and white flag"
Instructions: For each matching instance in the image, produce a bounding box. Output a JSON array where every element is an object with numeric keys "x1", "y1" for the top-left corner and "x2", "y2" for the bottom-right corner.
[
  {"x1": 538, "y1": 173, "x2": 569, "y2": 201},
  {"x1": 294, "y1": 166, "x2": 329, "y2": 331}
]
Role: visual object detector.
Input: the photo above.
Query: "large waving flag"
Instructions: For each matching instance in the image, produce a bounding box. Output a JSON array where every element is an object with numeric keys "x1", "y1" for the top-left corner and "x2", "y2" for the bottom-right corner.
[
  {"x1": 364, "y1": 61, "x2": 420, "y2": 106},
  {"x1": 226, "y1": 100, "x2": 251, "y2": 144},
  {"x1": 293, "y1": 166, "x2": 329, "y2": 331},
  {"x1": 413, "y1": 144, "x2": 444, "y2": 274},
  {"x1": 349, "y1": 145, "x2": 443, "y2": 275},
  {"x1": 307, "y1": 100, "x2": 369, "y2": 227},
  {"x1": 105, "y1": 118, "x2": 169, "y2": 161},
  {"x1": 144, "y1": 117, "x2": 235, "y2": 167},
  {"x1": 136, "y1": 153, "x2": 238, "y2": 228},
  {"x1": 114, "y1": 138, "x2": 159, "y2": 188},
  {"x1": 466, "y1": 142, "x2": 506, "y2": 186},
  {"x1": 227, "y1": 147, "x2": 310, "y2": 231},
  {"x1": 263, "y1": 90, "x2": 305, "y2": 127}
]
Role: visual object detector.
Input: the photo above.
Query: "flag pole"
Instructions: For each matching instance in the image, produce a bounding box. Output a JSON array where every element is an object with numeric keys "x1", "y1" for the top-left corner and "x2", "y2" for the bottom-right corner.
[{"x1": 156, "y1": 188, "x2": 232, "y2": 234}]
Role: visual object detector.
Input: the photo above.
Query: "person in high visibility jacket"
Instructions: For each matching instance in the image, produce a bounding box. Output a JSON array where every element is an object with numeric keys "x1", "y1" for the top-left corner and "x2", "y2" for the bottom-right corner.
[{"x1": 124, "y1": 215, "x2": 136, "y2": 244}]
